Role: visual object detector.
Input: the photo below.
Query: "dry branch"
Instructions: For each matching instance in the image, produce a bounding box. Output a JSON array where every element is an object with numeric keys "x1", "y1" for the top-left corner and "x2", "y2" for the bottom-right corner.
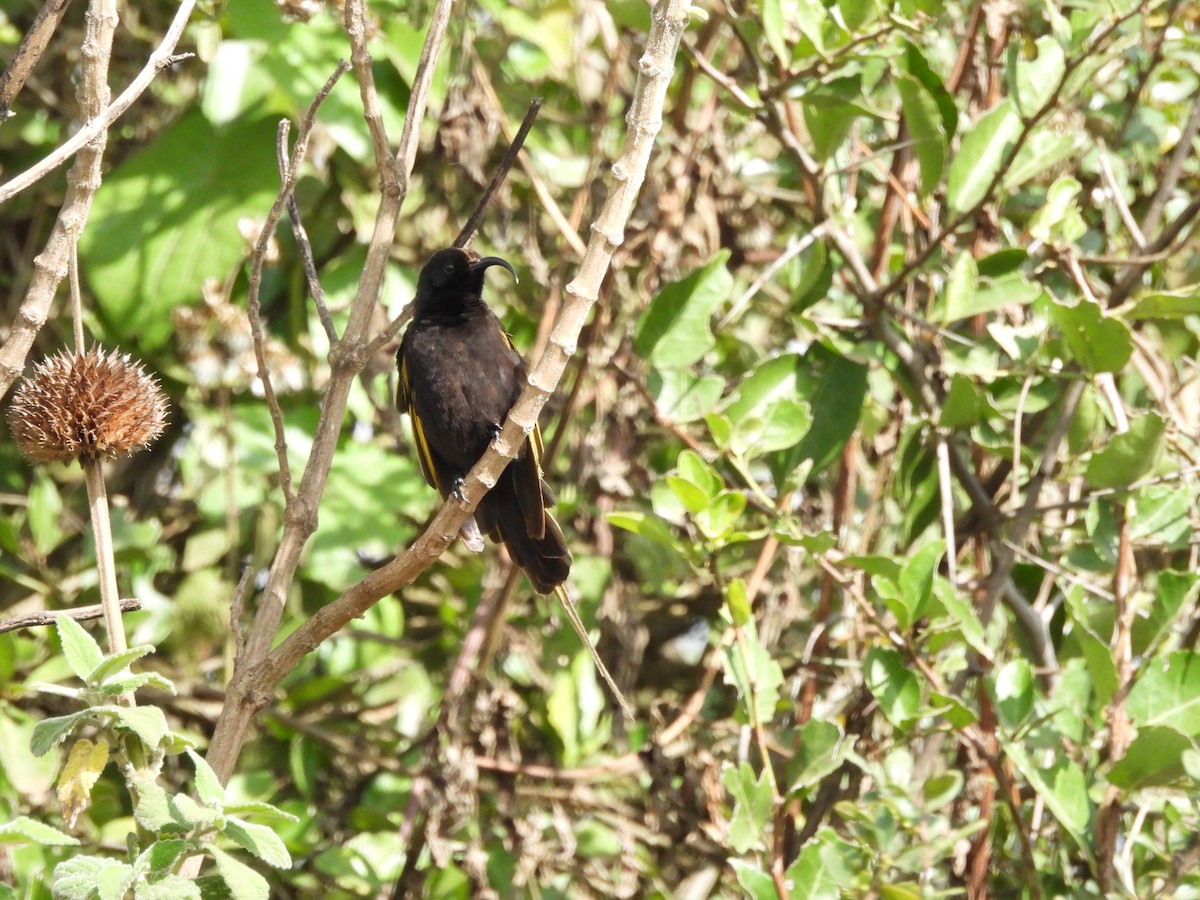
[
  {"x1": 246, "y1": 0, "x2": 693, "y2": 697},
  {"x1": 0, "y1": 0, "x2": 197, "y2": 400},
  {"x1": 0, "y1": 599, "x2": 142, "y2": 635},
  {"x1": 200, "y1": 0, "x2": 458, "y2": 790}
]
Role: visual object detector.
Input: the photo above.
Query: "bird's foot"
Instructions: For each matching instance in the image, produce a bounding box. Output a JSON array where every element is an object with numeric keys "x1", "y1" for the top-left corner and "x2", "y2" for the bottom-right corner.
[{"x1": 451, "y1": 477, "x2": 468, "y2": 502}]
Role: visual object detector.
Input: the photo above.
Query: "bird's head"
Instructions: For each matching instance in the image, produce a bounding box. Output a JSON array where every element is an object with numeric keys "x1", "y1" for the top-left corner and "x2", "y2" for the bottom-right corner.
[{"x1": 416, "y1": 247, "x2": 518, "y2": 302}]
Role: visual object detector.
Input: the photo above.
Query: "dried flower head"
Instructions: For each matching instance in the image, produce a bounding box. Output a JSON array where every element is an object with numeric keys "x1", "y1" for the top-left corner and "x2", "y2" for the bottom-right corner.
[{"x1": 8, "y1": 348, "x2": 168, "y2": 464}]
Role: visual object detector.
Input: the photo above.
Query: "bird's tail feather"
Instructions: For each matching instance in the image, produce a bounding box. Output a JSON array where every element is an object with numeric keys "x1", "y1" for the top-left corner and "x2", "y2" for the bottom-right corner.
[{"x1": 493, "y1": 500, "x2": 571, "y2": 594}]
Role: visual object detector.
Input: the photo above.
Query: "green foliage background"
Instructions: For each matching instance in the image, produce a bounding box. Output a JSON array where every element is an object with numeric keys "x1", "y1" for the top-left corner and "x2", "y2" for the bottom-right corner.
[{"x1": 2, "y1": 0, "x2": 1200, "y2": 895}]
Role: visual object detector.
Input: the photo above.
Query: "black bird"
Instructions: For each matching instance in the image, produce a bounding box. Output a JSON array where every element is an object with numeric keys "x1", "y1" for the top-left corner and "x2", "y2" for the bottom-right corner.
[{"x1": 397, "y1": 247, "x2": 571, "y2": 593}]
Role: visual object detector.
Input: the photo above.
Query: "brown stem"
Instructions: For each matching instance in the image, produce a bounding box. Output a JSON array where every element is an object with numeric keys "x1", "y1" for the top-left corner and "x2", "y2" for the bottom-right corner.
[
  {"x1": 0, "y1": 599, "x2": 142, "y2": 635},
  {"x1": 0, "y1": 0, "x2": 76, "y2": 119},
  {"x1": 82, "y1": 457, "x2": 126, "y2": 655}
]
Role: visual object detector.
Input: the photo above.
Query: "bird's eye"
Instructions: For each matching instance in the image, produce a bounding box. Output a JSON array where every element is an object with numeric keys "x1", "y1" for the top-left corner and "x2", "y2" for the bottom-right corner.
[{"x1": 443, "y1": 263, "x2": 455, "y2": 275}]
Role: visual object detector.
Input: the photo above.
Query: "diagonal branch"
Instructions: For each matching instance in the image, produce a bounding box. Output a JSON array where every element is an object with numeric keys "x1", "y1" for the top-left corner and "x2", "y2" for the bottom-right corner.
[
  {"x1": 243, "y1": 0, "x2": 694, "y2": 711},
  {"x1": 200, "y1": 0, "x2": 457, "y2": 790}
]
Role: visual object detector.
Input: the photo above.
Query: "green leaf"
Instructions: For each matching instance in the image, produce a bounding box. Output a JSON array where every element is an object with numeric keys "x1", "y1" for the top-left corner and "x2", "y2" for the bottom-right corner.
[
  {"x1": 1128, "y1": 652, "x2": 1200, "y2": 736},
  {"x1": 95, "y1": 672, "x2": 176, "y2": 697},
  {"x1": 994, "y1": 659, "x2": 1034, "y2": 728},
  {"x1": 136, "y1": 840, "x2": 190, "y2": 874},
  {"x1": 101, "y1": 704, "x2": 170, "y2": 750},
  {"x1": 782, "y1": 349, "x2": 868, "y2": 476},
  {"x1": 224, "y1": 817, "x2": 292, "y2": 869},
  {"x1": 933, "y1": 252, "x2": 977, "y2": 324},
  {"x1": 677, "y1": 450, "x2": 723, "y2": 499},
  {"x1": 606, "y1": 511, "x2": 684, "y2": 552},
  {"x1": 897, "y1": 539, "x2": 944, "y2": 627},
  {"x1": 1120, "y1": 287, "x2": 1200, "y2": 320},
  {"x1": 28, "y1": 472, "x2": 64, "y2": 557},
  {"x1": 901, "y1": 42, "x2": 957, "y2": 139},
  {"x1": 722, "y1": 762, "x2": 774, "y2": 853},
  {"x1": 940, "y1": 374, "x2": 984, "y2": 427},
  {"x1": 938, "y1": 269, "x2": 1043, "y2": 324},
  {"x1": 1003, "y1": 740, "x2": 1091, "y2": 847},
  {"x1": 0, "y1": 815, "x2": 81, "y2": 846},
  {"x1": 220, "y1": 802, "x2": 300, "y2": 824},
  {"x1": 208, "y1": 845, "x2": 270, "y2": 900},
  {"x1": 922, "y1": 771, "x2": 964, "y2": 809},
  {"x1": 634, "y1": 251, "x2": 732, "y2": 368},
  {"x1": 135, "y1": 874, "x2": 203, "y2": 900},
  {"x1": 649, "y1": 369, "x2": 725, "y2": 424},
  {"x1": 787, "y1": 720, "x2": 845, "y2": 792},
  {"x1": 1029, "y1": 176, "x2": 1086, "y2": 245},
  {"x1": 838, "y1": 0, "x2": 879, "y2": 31},
  {"x1": 30, "y1": 711, "x2": 88, "y2": 757},
  {"x1": 132, "y1": 778, "x2": 192, "y2": 833},
  {"x1": 726, "y1": 579, "x2": 752, "y2": 628},
  {"x1": 1141, "y1": 570, "x2": 1200, "y2": 653},
  {"x1": 1048, "y1": 297, "x2": 1134, "y2": 374},
  {"x1": 1085, "y1": 413, "x2": 1166, "y2": 489},
  {"x1": 695, "y1": 490, "x2": 747, "y2": 541},
  {"x1": 1001, "y1": 129, "x2": 1079, "y2": 192},
  {"x1": 785, "y1": 827, "x2": 858, "y2": 896},
  {"x1": 864, "y1": 648, "x2": 920, "y2": 726},
  {"x1": 730, "y1": 859, "x2": 776, "y2": 900},
  {"x1": 80, "y1": 112, "x2": 280, "y2": 350},
  {"x1": 1009, "y1": 36, "x2": 1066, "y2": 116},
  {"x1": 1107, "y1": 726, "x2": 1193, "y2": 790},
  {"x1": 55, "y1": 615, "x2": 104, "y2": 683},
  {"x1": 929, "y1": 692, "x2": 978, "y2": 728},
  {"x1": 87, "y1": 645, "x2": 154, "y2": 686},
  {"x1": 723, "y1": 354, "x2": 814, "y2": 458},
  {"x1": 188, "y1": 749, "x2": 227, "y2": 808},
  {"x1": 666, "y1": 475, "x2": 710, "y2": 515},
  {"x1": 53, "y1": 857, "x2": 134, "y2": 900},
  {"x1": 896, "y1": 75, "x2": 946, "y2": 197},
  {"x1": 723, "y1": 626, "x2": 784, "y2": 723},
  {"x1": 947, "y1": 100, "x2": 1022, "y2": 213},
  {"x1": 762, "y1": 0, "x2": 789, "y2": 62}
]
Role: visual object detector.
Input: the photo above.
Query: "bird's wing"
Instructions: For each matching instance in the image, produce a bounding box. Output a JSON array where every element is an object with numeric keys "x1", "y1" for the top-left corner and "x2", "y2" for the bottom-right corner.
[
  {"x1": 397, "y1": 349, "x2": 440, "y2": 491},
  {"x1": 500, "y1": 329, "x2": 550, "y2": 541}
]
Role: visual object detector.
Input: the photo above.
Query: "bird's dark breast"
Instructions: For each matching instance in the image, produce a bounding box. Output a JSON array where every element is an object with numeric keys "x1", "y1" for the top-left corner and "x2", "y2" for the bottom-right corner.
[{"x1": 401, "y1": 313, "x2": 521, "y2": 473}]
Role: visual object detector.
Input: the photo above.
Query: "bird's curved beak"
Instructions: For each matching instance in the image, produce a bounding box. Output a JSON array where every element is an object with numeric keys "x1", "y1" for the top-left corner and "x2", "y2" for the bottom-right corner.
[{"x1": 469, "y1": 256, "x2": 519, "y2": 283}]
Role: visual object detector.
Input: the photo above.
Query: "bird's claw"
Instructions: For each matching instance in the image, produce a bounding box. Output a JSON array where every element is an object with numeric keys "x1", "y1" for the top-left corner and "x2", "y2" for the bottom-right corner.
[{"x1": 451, "y1": 478, "x2": 467, "y2": 502}]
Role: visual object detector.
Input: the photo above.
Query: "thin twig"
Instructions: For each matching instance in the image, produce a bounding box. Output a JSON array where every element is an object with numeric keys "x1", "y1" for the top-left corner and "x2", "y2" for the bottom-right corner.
[
  {"x1": 83, "y1": 459, "x2": 126, "y2": 656},
  {"x1": 470, "y1": 58, "x2": 587, "y2": 258},
  {"x1": 277, "y1": 125, "x2": 340, "y2": 345},
  {"x1": 454, "y1": 98, "x2": 543, "y2": 249},
  {"x1": 0, "y1": 599, "x2": 142, "y2": 635},
  {"x1": 241, "y1": 0, "x2": 694, "y2": 713},
  {"x1": 200, "y1": 0, "x2": 459, "y2": 791},
  {"x1": 0, "y1": 3, "x2": 196, "y2": 205},
  {"x1": 0, "y1": 0, "x2": 76, "y2": 120},
  {"x1": 0, "y1": 0, "x2": 196, "y2": 400}
]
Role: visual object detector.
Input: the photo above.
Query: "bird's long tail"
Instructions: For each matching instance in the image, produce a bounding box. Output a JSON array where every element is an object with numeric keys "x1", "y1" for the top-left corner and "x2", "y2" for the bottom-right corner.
[
  {"x1": 492, "y1": 498, "x2": 572, "y2": 594},
  {"x1": 552, "y1": 584, "x2": 635, "y2": 720}
]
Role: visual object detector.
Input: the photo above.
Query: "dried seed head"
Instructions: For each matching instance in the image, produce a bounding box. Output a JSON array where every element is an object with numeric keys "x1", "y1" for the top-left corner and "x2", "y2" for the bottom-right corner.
[{"x1": 8, "y1": 348, "x2": 169, "y2": 464}]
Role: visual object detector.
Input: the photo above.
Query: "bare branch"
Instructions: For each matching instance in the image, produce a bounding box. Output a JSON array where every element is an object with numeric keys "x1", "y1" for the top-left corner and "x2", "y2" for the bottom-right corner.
[
  {"x1": 454, "y1": 97, "x2": 543, "y2": 249},
  {"x1": 0, "y1": 599, "x2": 142, "y2": 635},
  {"x1": 201, "y1": 0, "x2": 458, "y2": 789},
  {"x1": 0, "y1": 0, "x2": 76, "y2": 120},
  {"x1": 242, "y1": 0, "x2": 694, "y2": 707},
  {"x1": 0, "y1": 1, "x2": 196, "y2": 205},
  {"x1": 0, "y1": 0, "x2": 197, "y2": 400}
]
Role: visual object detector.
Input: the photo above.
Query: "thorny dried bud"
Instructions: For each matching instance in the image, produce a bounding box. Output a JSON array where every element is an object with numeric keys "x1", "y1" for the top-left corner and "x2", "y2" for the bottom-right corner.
[{"x1": 7, "y1": 348, "x2": 169, "y2": 464}]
